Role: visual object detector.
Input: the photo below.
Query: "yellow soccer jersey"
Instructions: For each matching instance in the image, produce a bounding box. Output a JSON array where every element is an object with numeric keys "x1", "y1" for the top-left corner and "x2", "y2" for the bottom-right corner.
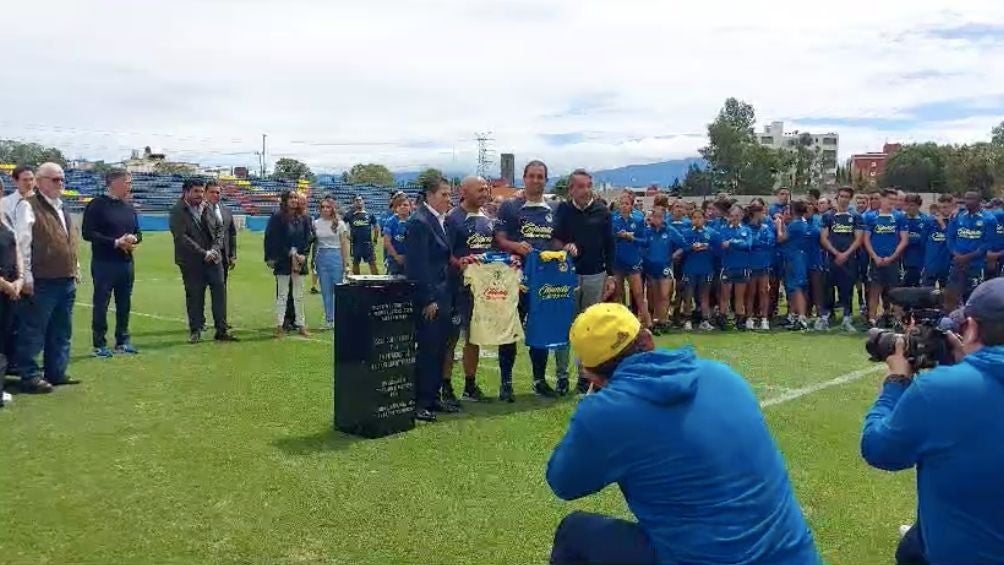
[{"x1": 464, "y1": 262, "x2": 524, "y2": 346}]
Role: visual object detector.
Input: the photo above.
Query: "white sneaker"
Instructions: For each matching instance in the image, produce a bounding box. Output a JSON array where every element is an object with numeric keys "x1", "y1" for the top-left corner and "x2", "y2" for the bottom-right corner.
[
  {"x1": 820, "y1": 316, "x2": 830, "y2": 331},
  {"x1": 1, "y1": 391, "x2": 11, "y2": 404},
  {"x1": 698, "y1": 321, "x2": 714, "y2": 331},
  {"x1": 899, "y1": 524, "x2": 912, "y2": 538},
  {"x1": 760, "y1": 318, "x2": 770, "y2": 331},
  {"x1": 842, "y1": 317, "x2": 856, "y2": 333},
  {"x1": 683, "y1": 321, "x2": 693, "y2": 331},
  {"x1": 811, "y1": 317, "x2": 823, "y2": 331},
  {"x1": 745, "y1": 318, "x2": 756, "y2": 331}
]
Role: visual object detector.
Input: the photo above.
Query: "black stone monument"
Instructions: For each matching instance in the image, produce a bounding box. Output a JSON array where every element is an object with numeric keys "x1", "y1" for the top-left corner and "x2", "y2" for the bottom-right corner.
[{"x1": 334, "y1": 276, "x2": 416, "y2": 438}]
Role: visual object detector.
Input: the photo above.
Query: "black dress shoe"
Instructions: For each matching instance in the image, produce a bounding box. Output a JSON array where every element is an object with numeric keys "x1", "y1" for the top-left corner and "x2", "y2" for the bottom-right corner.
[
  {"x1": 215, "y1": 333, "x2": 239, "y2": 342},
  {"x1": 50, "y1": 377, "x2": 81, "y2": 386},
  {"x1": 415, "y1": 409, "x2": 436, "y2": 422},
  {"x1": 555, "y1": 379, "x2": 570, "y2": 397},
  {"x1": 189, "y1": 331, "x2": 202, "y2": 344},
  {"x1": 499, "y1": 385, "x2": 515, "y2": 403},
  {"x1": 533, "y1": 380, "x2": 557, "y2": 398},
  {"x1": 20, "y1": 377, "x2": 53, "y2": 394},
  {"x1": 431, "y1": 400, "x2": 461, "y2": 414}
]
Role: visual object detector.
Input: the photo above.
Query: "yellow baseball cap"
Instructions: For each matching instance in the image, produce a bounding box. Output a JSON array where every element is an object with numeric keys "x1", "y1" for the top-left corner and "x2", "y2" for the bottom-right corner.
[{"x1": 569, "y1": 303, "x2": 642, "y2": 369}]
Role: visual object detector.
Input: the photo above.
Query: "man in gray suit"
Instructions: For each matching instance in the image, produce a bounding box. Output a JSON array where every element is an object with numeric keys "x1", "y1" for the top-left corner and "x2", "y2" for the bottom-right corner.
[
  {"x1": 169, "y1": 179, "x2": 237, "y2": 343},
  {"x1": 205, "y1": 179, "x2": 237, "y2": 282}
]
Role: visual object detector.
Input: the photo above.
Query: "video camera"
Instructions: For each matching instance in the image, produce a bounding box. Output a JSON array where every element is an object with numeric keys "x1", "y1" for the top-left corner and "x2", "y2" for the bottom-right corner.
[{"x1": 865, "y1": 287, "x2": 954, "y2": 371}]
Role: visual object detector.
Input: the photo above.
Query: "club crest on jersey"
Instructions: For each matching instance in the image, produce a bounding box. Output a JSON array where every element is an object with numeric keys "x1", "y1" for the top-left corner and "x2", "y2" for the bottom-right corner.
[{"x1": 558, "y1": 262, "x2": 568, "y2": 272}]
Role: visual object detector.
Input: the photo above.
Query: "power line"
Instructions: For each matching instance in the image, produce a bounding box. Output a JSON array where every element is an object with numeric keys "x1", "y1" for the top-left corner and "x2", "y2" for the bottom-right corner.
[{"x1": 475, "y1": 131, "x2": 495, "y2": 179}]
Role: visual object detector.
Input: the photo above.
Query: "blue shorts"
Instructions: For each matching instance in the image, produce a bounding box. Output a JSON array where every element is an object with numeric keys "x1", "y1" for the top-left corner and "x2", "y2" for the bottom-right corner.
[
  {"x1": 682, "y1": 273, "x2": 714, "y2": 293},
  {"x1": 643, "y1": 262, "x2": 672, "y2": 281},
  {"x1": 948, "y1": 265, "x2": 983, "y2": 298},
  {"x1": 452, "y1": 289, "x2": 475, "y2": 333},
  {"x1": 613, "y1": 260, "x2": 643, "y2": 276},
  {"x1": 720, "y1": 267, "x2": 751, "y2": 284},
  {"x1": 352, "y1": 245, "x2": 374, "y2": 263},
  {"x1": 785, "y1": 280, "x2": 808, "y2": 296},
  {"x1": 868, "y1": 261, "x2": 901, "y2": 287},
  {"x1": 749, "y1": 267, "x2": 772, "y2": 278}
]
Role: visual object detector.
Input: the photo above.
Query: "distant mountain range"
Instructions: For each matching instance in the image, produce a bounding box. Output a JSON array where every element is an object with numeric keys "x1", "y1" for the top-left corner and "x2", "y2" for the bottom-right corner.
[{"x1": 324, "y1": 157, "x2": 705, "y2": 188}]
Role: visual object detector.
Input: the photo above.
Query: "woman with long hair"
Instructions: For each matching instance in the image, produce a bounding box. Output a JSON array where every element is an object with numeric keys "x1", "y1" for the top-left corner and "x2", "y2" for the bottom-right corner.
[
  {"x1": 745, "y1": 204, "x2": 775, "y2": 330},
  {"x1": 611, "y1": 190, "x2": 652, "y2": 328},
  {"x1": 313, "y1": 196, "x2": 351, "y2": 329},
  {"x1": 264, "y1": 190, "x2": 313, "y2": 337},
  {"x1": 718, "y1": 205, "x2": 752, "y2": 329}
]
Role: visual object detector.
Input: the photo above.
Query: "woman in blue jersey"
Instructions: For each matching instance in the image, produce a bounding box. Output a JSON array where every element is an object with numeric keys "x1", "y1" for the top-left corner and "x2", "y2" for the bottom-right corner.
[
  {"x1": 641, "y1": 197, "x2": 680, "y2": 334},
  {"x1": 718, "y1": 205, "x2": 752, "y2": 330},
  {"x1": 611, "y1": 191, "x2": 651, "y2": 328},
  {"x1": 680, "y1": 208, "x2": 719, "y2": 331},
  {"x1": 776, "y1": 201, "x2": 810, "y2": 331},
  {"x1": 745, "y1": 204, "x2": 775, "y2": 331},
  {"x1": 382, "y1": 195, "x2": 412, "y2": 276}
]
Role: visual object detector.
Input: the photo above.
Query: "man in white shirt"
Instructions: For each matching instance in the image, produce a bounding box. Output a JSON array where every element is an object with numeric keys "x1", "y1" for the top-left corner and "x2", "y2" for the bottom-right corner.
[
  {"x1": 14, "y1": 162, "x2": 80, "y2": 392},
  {"x1": 2, "y1": 165, "x2": 35, "y2": 229}
]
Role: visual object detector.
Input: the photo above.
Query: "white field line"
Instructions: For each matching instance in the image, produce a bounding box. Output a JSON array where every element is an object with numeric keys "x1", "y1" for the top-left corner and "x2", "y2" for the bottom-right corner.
[{"x1": 75, "y1": 302, "x2": 880, "y2": 406}]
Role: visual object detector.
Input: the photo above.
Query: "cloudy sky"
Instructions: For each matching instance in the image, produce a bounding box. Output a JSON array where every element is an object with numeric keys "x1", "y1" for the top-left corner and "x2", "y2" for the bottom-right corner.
[{"x1": 2, "y1": 0, "x2": 1003, "y2": 175}]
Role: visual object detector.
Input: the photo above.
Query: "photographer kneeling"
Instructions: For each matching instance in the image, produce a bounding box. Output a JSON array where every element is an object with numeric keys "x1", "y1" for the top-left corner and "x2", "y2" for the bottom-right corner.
[
  {"x1": 861, "y1": 278, "x2": 1004, "y2": 565},
  {"x1": 546, "y1": 303, "x2": 820, "y2": 565}
]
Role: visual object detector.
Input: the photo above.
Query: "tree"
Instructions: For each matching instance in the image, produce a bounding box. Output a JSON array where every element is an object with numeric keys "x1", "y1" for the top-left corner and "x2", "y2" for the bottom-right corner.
[
  {"x1": 272, "y1": 158, "x2": 314, "y2": 182},
  {"x1": 992, "y1": 120, "x2": 1004, "y2": 147},
  {"x1": 153, "y1": 161, "x2": 197, "y2": 175},
  {"x1": 669, "y1": 177, "x2": 682, "y2": 193},
  {"x1": 552, "y1": 175, "x2": 570, "y2": 198},
  {"x1": 736, "y1": 143, "x2": 786, "y2": 195},
  {"x1": 881, "y1": 143, "x2": 946, "y2": 192},
  {"x1": 680, "y1": 163, "x2": 713, "y2": 196},
  {"x1": 852, "y1": 169, "x2": 870, "y2": 191},
  {"x1": 416, "y1": 167, "x2": 444, "y2": 188},
  {"x1": 699, "y1": 98, "x2": 757, "y2": 192},
  {"x1": 790, "y1": 133, "x2": 823, "y2": 192},
  {"x1": 347, "y1": 163, "x2": 395, "y2": 187},
  {"x1": 944, "y1": 143, "x2": 998, "y2": 199},
  {"x1": 0, "y1": 140, "x2": 66, "y2": 167},
  {"x1": 89, "y1": 160, "x2": 115, "y2": 175}
]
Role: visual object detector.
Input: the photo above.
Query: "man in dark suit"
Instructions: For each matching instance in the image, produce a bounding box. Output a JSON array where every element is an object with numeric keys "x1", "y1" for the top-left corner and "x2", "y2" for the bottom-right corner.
[
  {"x1": 205, "y1": 179, "x2": 237, "y2": 282},
  {"x1": 169, "y1": 179, "x2": 238, "y2": 344},
  {"x1": 405, "y1": 176, "x2": 457, "y2": 422}
]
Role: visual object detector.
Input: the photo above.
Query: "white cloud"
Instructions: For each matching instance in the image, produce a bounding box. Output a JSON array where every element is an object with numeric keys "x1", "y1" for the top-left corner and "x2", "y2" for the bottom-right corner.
[{"x1": 1, "y1": 0, "x2": 1003, "y2": 174}]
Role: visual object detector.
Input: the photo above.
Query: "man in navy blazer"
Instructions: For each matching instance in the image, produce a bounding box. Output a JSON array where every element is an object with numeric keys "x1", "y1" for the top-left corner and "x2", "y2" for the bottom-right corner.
[{"x1": 405, "y1": 176, "x2": 457, "y2": 422}]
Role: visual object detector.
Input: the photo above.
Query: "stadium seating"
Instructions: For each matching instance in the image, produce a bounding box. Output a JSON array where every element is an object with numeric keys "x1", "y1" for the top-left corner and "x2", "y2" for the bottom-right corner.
[{"x1": 0, "y1": 170, "x2": 420, "y2": 218}]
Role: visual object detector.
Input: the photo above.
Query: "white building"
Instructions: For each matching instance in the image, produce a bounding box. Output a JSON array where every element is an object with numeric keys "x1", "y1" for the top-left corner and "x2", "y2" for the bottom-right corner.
[{"x1": 756, "y1": 121, "x2": 839, "y2": 184}]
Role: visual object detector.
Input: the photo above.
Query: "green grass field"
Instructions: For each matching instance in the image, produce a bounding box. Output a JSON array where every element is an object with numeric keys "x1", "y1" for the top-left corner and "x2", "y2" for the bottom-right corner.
[{"x1": 0, "y1": 232, "x2": 914, "y2": 565}]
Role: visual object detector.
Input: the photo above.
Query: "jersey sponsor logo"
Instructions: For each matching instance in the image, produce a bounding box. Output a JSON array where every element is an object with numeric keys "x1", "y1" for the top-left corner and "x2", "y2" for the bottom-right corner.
[
  {"x1": 832, "y1": 223, "x2": 854, "y2": 234},
  {"x1": 873, "y1": 224, "x2": 897, "y2": 235},
  {"x1": 394, "y1": 233, "x2": 406, "y2": 242},
  {"x1": 466, "y1": 232, "x2": 493, "y2": 250},
  {"x1": 538, "y1": 283, "x2": 573, "y2": 300},
  {"x1": 520, "y1": 222, "x2": 553, "y2": 240},
  {"x1": 957, "y1": 227, "x2": 983, "y2": 239},
  {"x1": 930, "y1": 231, "x2": 946, "y2": 242}
]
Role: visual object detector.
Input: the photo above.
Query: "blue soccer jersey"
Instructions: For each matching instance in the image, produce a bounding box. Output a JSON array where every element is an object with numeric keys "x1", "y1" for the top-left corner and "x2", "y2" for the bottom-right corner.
[
  {"x1": 446, "y1": 207, "x2": 495, "y2": 258},
  {"x1": 611, "y1": 209, "x2": 647, "y2": 268},
  {"x1": 822, "y1": 210, "x2": 862, "y2": 253},
  {"x1": 680, "y1": 226, "x2": 720, "y2": 277},
  {"x1": 344, "y1": 210, "x2": 377, "y2": 249},
  {"x1": 383, "y1": 215, "x2": 409, "y2": 257},
  {"x1": 923, "y1": 217, "x2": 950, "y2": 276},
  {"x1": 524, "y1": 251, "x2": 578, "y2": 349},
  {"x1": 903, "y1": 213, "x2": 929, "y2": 269},
  {"x1": 947, "y1": 210, "x2": 994, "y2": 268},
  {"x1": 866, "y1": 213, "x2": 906, "y2": 259}
]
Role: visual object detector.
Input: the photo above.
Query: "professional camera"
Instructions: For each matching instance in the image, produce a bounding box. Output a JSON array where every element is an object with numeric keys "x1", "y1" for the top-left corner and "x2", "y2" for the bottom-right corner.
[{"x1": 865, "y1": 287, "x2": 954, "y2": 371}]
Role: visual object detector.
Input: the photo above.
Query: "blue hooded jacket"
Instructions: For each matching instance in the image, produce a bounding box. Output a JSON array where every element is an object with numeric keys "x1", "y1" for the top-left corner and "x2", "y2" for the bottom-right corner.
[
  {"x1": 861, "y1": 346, "x2": 1004, "y2": 564},
  {"x1": 612, "y1": 209, "x2": 648, "y2": 267},
  {"x1": 680, "y1": 226, "x2": 720, "y2": 277},
  {"x1": 547, "y1": 349, "x2": 820, "y2": 565},
  {"x1": 718, "y1": 222, "x2": 753, "y2": 270}
]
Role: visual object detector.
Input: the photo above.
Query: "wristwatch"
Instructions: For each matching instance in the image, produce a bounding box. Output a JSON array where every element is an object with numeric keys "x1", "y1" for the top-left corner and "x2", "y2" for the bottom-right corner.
[{"x1": 884, "y1": 374, "x2": 912, "y2": 387}]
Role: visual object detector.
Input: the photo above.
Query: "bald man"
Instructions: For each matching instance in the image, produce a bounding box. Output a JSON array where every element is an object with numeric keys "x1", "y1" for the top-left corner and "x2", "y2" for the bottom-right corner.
[{"x1": 442, "y1": 176, "x2": 516, "y2": 402}]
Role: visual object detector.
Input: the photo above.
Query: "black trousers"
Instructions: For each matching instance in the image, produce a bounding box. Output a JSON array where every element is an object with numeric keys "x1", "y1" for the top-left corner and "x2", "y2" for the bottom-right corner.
[
  {"x1": 179, "y1": 263, "x2": 227, "y2": 334},
  {"x1": 414, "y1": 307, "x2": 450, "y2": 410},
  {"x1": 896, "y1": 523, "x2": 930, "y2": 565},
  {"x1": 0, "y1": 293, "x2": 13, "y2": 397},
  {"x1": 91, "y1": 260, "x2": 134, "y2": 348}
]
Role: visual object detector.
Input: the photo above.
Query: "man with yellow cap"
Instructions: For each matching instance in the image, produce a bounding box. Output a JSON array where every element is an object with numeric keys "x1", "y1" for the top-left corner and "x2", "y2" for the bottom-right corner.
[{"x1": 546, "y1": 303, "x2": 820, "y2": 565}]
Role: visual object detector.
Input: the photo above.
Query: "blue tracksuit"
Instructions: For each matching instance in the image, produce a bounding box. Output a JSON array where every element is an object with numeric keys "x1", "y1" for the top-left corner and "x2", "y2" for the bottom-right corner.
[
  {"x1": 805, "y1": 214, "x2": 826, "y2": 271},
  {"x1": 748, "y1": 221, "x2": 776, "y2": 273},
  {"x1": 642, "y1": 224, "x2": 681, "y2": 279},
  {"x1": 862, "y1": 346, "x2": 1004, "y2": 565},
  {"x1": 612, "y1": 210, "x2": 647, "y2": 273},
  {"x1": 781, "y1": 219, "x2": 809, "y2": 293},
  {"x1": 718, "y1": 222, "x2": 752, "y2": 273},
  {"x1": 681, "y1": 227, "x2": 720, "y2": 280},
  {"x1": 922, "y1": 217, "x2": 950, "y2": 286},
  {"x1": 547, "y1": 348, "x2": 821, "y2": 565}
]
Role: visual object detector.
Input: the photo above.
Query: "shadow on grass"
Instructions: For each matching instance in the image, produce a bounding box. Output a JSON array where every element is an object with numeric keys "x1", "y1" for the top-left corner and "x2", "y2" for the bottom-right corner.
[{"x1": 274, "y1": 393, "x2": 564, "y2": 455}]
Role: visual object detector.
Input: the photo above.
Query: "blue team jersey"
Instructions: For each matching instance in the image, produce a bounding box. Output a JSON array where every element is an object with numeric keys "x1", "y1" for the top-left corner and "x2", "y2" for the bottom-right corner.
[
  {"x1": 668, "y1": 216, "x2": 691, "y2": 233},
  {"x1": 805, "y1": 215, "x2": 825, "y2": 269},
  {"x1": 383, "y1": 215, "x2": 409, "y2": 257},
  {"x1": 379, "y1": 211, "x2": 395, "y2": 234},
  {"x1": 445, "y1": 207, "x2": 495, "y2": 258},
  {"x1": 923, "y1": 217, "x2": 950, "y2": 275},
  {"x1": 344, "y1": 210, "x2": 377, "y2": 248},
  {"x1": 903, "y1": 213, "x2": 929, "y2": 268},
  {"x1": 768, "y1": 202, "x2": 789, "y2": 219},
  {"x1": 524, "y1": 251, "x2": 578, "y2": 349},
  {"x1": 947, "y1": 210, "x2": 994, "y2": 268},
  {"x1": 497, "y1": 198, "x2": 557, "y2": 251},
  {"x1": 821, "y1": 210, "x2": 862, "y2": 253},
  {"x1": 781, "y1": 218, "x2": 809, "y2": 261},
  {"x1": 748, "y1": 222, "x2": 776, "y2": 270},
  {"x1": 681, "y1": 227, "x2": 720, "y2": 276},
  {"x1": 611, "y1": 210, "x2": 647, "y2": 267},
  {"x1": 990, "y1": 209, "x2": 1004, "y2": 252},
  {"x1": 643, "y1": 224, "x2": 682, "y2": 265},
  {"x1": 717, "y1": 223, "x2": 752, "y2": 270},
  {"x1": 866, "y1": 213, "x2": 905, "y2": 259}
]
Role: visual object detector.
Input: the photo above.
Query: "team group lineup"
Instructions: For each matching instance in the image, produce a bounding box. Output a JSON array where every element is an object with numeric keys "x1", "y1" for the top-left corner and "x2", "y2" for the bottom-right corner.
[{"x1": 341, "y1": 160, "x2": 1004, "y2": 419}]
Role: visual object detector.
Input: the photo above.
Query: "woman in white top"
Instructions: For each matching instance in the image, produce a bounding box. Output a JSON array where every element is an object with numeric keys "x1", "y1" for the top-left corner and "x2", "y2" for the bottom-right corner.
[{"x1": 312, "y1": 196, "x2": 351, "y2": 329}]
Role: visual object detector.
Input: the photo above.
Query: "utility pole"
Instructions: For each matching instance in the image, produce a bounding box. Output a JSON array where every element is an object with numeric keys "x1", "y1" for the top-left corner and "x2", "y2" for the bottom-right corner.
[{"x1": 260, "y1": 134, "x2": 267, "y2": 177}]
